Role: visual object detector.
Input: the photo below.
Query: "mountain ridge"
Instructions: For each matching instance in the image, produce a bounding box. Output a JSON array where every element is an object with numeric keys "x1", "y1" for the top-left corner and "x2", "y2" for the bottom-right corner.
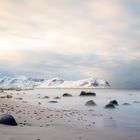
[{"x1": 0, "y1": 76, "x2": 110, "y2": 89}]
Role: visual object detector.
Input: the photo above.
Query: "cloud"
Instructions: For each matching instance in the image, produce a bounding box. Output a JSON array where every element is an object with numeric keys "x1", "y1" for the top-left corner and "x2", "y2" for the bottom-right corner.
[
  {"x1": 0, "y1": 0, "x2": 140, "y2": 88},
  {"x1": 0, "y1": 48, "x2": 140, "y2": 88}
]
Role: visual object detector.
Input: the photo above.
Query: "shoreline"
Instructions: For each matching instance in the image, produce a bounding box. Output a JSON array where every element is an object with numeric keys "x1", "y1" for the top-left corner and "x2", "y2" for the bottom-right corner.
[{"x1": 0, "y1": 89, "x2": 140, "y2": 140}]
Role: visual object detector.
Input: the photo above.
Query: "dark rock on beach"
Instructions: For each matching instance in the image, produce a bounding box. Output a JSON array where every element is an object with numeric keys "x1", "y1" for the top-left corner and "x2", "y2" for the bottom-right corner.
[
  {"x1": 44, "y1": 96, "x2": 49, "y2": 99},
  {"x1": 79, "y1": 91, "x2": 96, "y2": 96},
  {"x1": 80, "y1": 91, "x2": 96, "y2": 96},
  {"x1": 104, "y1": 103, "x2": 115, "y2": 109},
  {"x1": 63, "y1": 93, "x2": 72, "y2": 97},
  {"x1": 109, "y1": 100, "x2": 118, "y2": 106},
  {"x1": 0, "y1": 114, "x2": 17, "y2": 126},
  {"x1": 53, "y1": 96, "x2": 61, "y2": 99},
  {"x1": 6, "y1": 95, "x2": 13, "y2": 99},
  {"x1": 16, "y1": 89, "x2": 21, "y2": 91},
  {"x1": 48, "y1": 100, "x2": 58, "y2": 103},
  {"x1": 133, "y1": 101, "x2": 140, "y2": 103},
  {"x1": 123, "y1": 102, "x2": 131, "y2": 106},
  {"x1": 0, "y1": 96, "x2": 6, "y2": 99},
  {"x1": 15, "y1": 97, "x2": 23, "y2": 100},
  {"x1": 85, "y1": 100, "x2": 96, "y2": 106}
]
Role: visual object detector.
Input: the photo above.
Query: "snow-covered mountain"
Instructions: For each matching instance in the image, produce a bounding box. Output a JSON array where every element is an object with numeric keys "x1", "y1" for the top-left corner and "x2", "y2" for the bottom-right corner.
[
  {"x1": 0, "y1": 76, "x2": 44, "y2": 90},
  {"x1": 0, "y1": 76, "x2": 110, "y2": 89}
]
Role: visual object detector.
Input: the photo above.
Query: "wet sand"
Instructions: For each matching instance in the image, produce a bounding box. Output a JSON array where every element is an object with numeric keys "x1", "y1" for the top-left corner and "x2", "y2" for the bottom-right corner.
[{"x1": 0, "y1": 90, "x2": 139, "y2": 140}]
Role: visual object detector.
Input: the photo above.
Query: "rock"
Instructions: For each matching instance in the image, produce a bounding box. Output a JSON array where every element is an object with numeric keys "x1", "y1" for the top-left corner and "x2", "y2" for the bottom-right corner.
[
  {"x1": 0, "y1": 114, "x2": 17, "y2": 126},
  {"x1": 133, "y1": 101, "x2": 140, "y2": 103},
  {"x1": 6, "y1": 95, "x2": 12, "y2": 99},
  {"x1": 0, "y1": 96, "x2": 6, "y2": 99},
  {"x1": 104, "y1": 103, "x2": 115, "y2": 109},
  {"x1": 85, "y1": 100, "x2": 96, "y2": 106},
  {"x1": 22, "y1": 101, "x2": 28, "y2": 103},
  {"x1": 15, "y1": 97, "x2": 23, "y2": 100},
  {"x1": 109, "y1": 100, "x2": 118, "y2": 106},
  {"x1": 63, "y1": 93, "x2": 72, "y2": 97},
  {"x1": 48, "y1": 100, "x2": 58, "y2": 103},
  {"x1": 53, "y1": 96, "x2": 61, "y2": 99},
  {"x1": 44, "y1": 96, "x2": 49, "y2": 99},
  {"x1": 38, "y1": 102, "x2": 41, "y2": 105},
  {"x1": 123, "y1": 102, "x2": 131, "y2": 106},
  {"x1": 79, "y1": 91, "x2": 96, "y2": 96},
  {"x1": 16, "y1": 89, "x2": 21, "y2": 91}
]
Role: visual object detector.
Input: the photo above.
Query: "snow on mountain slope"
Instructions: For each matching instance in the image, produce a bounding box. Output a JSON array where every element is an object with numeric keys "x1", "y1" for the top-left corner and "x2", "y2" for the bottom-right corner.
[
  {"x1": 0, "y1": 76, "x2": 44, "y2": 89},
  {"x1": 0, "y1": 76, "x2": 110, "y2": 89},
  {"x1": 38, "y1": 77, "x2": 110, "y2": 88},
  {"x1": 38, "y1": 77, "x2": 64, "y2": 87}
]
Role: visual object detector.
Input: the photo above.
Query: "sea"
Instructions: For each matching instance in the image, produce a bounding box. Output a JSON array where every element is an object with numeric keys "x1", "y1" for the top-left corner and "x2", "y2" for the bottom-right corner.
[{"x1": 8, "y1": 88, "x2": 140, "y2": 133}]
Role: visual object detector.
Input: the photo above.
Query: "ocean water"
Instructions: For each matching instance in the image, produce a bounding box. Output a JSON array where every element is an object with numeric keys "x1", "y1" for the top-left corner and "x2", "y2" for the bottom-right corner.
[{"x1": 9, "y1": 88, "x2": 140, "y2": 132}]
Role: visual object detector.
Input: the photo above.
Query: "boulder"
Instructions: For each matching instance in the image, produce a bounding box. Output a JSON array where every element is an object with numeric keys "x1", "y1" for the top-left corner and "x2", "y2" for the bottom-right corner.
[
  {"x1": 79, "y1": 91, "x2": 96, "y2": 96},
  {"x1": 104, "y1": 103, "x2": 115, "y2": 109},
  {"x1": 63, "y1": 93, "x2": 72, "y2": 97},
  {"x1": 109, "y1": 100, "x2": 118, "y2": 106},
  {"x1": 0, "y1": 114, "x2": 17, "y2": 126},
  {"x1": 85, "y1": 100, "x2": 96, "y2": 106}
]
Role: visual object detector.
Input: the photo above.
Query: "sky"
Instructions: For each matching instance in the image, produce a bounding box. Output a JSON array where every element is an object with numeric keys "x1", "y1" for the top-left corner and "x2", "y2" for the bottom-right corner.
[{"x1": 0, "y1": 0, "x2": 140, "y2": 88}]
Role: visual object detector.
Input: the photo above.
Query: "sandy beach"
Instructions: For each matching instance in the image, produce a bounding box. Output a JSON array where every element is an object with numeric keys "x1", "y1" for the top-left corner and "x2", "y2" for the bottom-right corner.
[
  {"x1": 0, "y1": 89, "x2": 140, "y2": 140},
  {"x1": 1, "y1": 0, "x2": 140, "y2": 139}
]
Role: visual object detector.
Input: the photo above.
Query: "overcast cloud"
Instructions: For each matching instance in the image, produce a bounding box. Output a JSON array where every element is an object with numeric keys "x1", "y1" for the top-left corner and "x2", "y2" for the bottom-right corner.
[{"x1": 0, "y1": 0, "x2": 140, "y2": 88}]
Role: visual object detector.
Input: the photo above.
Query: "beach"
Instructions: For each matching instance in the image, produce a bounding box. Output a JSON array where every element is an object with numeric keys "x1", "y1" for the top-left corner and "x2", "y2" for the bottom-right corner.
[{"x1": 0, "y1": 89, "x2": 140, "y2": 140}]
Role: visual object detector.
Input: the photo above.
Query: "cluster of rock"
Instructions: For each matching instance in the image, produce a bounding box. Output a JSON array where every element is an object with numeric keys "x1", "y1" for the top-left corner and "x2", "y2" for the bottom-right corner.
[
  {"x1": 0, "y1": 90, "x2": 134, "y2": 127},
  {"x1": 0, "y1": 94, "x2": 13, "y2": 99},
  {"x1": 60, "y1": 91, "x2": 132, "y2": 110},
  {"x1": 104, "y1": 100, "x2": 118, "y2": 108}
]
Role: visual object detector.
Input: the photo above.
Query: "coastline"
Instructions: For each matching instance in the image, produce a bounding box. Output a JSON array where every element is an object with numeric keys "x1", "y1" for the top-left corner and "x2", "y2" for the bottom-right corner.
[{"x1": 0, "y1": 89, "x2": 140, "y2": 140}]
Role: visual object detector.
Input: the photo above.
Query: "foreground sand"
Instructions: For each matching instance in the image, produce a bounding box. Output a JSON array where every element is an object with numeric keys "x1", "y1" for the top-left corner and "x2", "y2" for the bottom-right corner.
[{"x1": 0, "y1": 91, "x2": 139, "y2": 140}]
